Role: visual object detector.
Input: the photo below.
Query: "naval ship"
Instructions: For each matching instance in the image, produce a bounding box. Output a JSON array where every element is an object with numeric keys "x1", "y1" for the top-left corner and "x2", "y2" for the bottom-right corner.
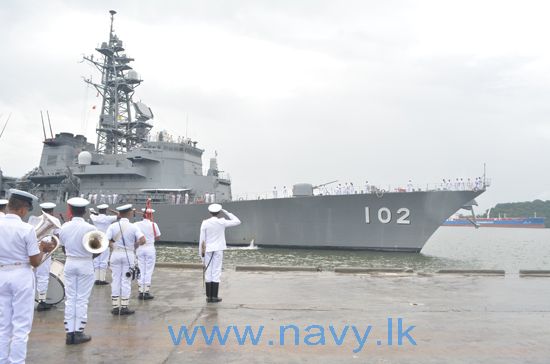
[{"x1": 3, "y1": 11, "x2": 486, "y2": 252}]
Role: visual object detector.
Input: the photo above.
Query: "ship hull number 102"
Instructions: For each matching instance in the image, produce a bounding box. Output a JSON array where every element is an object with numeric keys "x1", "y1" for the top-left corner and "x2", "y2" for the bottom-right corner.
[{"x1": 365, "y1": 207, "x2": 411, "y2": 225}]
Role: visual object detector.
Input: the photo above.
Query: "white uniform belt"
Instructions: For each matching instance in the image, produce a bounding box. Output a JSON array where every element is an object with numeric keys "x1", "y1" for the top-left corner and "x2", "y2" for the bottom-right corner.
[
  {"x1": 113, "y1": 247, "x2": 134, "y2": 253},
  {"x1": 66, "y1": 256, "x2": 93, "y2": 261},
  {"x1": 0, "y1": 262, "x2": 31, "y2": 270}
]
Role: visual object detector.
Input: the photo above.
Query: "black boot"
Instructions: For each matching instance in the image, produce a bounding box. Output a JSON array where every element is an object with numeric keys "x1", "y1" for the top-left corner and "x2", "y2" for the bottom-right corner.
[
  {"x1": 211, "y1": 282, "x2": 222, "y2": 303},
  {"x1": 73, "y1": 331, "x2": 92, "y2": 344},
  {"x1": 138, "y1": 292, "x2": 145, "y2": 300},
  {"x1": 205, "y1": 282, "x2": 212, "y2": 303},
  {"x1": 94, "y1": 280, "x2": 101, "y2": 286},
  {"x1": 37, "y1": 301, "x2": 52, "y2": 311},
  {"x1": 65, "y1": 332, "x2": 75, "y2": 345},
  {"x1": 143, "y1": 292, "x2": 154, "y2": 300},
  {"x1": 119, "y1": 307, "x2": 135, "y2": 315}
]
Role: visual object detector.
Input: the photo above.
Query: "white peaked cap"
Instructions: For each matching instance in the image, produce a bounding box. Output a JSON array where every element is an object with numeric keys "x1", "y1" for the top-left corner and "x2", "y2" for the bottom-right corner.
[
  {"x1": 8, "y1": 189, "x2": 38, "y2": 204},
  {"x1": 97, "y1": 204, "x2": 109, "y2": 209},
  {"x1": 208, "y1": 203, "x2": 222, "y2": 213},
  {"x1": 67, "y1": 197, "x2": 90, "y2": 207},
  {"x1": 0, "y1": 199, "x2": 8, "y2": 206},
  {"x1": 116, "y1": 204, "x2": 133, "y2": 212},
  {"x1": 40, "y1": 202, "x2": 56, "y2": 209}
]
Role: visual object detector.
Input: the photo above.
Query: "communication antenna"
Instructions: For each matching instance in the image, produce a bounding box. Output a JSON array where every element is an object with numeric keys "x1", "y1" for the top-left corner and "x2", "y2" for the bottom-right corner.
[
  {"x1": 0, "y1": 113, "x2": 11, "y2": 140},
  {"x1": 40, "y1": 111, "x2": 47, "y2": 141},
  {"x1": 46, "y1": 110, "x2": 54, "y2": 139}
]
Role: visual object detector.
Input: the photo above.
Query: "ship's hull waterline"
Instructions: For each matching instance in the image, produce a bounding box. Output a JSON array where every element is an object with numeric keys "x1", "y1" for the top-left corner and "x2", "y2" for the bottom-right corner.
[{"x1": 50, "y1": 189, "x2": 483, "y2": 252}]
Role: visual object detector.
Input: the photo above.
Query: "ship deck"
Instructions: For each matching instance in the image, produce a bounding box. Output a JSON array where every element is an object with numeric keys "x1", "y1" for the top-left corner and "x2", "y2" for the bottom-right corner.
[{"x1": 28, "y1": 267, "x2": 550, "y2": 363}]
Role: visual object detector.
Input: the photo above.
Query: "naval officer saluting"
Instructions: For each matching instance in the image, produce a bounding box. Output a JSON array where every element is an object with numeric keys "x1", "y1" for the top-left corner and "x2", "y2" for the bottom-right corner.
[
  {"x1": 59, "y1": 197, "x2": 97, "y2": 345},
  {"x1": 134, "y1": 208, "x2": 161, "y2": 300},
  {"x1": 199, "y1": 204, "x2": 241, "y2": 303},
  {"x1": 0, "y1": 199, "x2": 8, "y2": 216},
  {"x1": 28, "y1": 202, "x2": 61, "y2": 312},
  {"x1": 90, "y1": 204, "x2": 119, "y2": 285},
  {"x1": 0, "y1": 189, "x2": 51, "y2": 363},
  {"x1": 106, "y1": 204, "x2": 145, "y2": 315}
]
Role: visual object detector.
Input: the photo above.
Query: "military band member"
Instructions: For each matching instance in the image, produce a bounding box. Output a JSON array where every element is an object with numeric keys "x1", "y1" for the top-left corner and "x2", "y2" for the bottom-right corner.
[
  {"x1": 0, "y1": 189, "x2": 50, "y2": 363},
  {"x1": 106, "y1": 204, "x2": 145, "y2": 315},
  {"x1": 0, "y1": 199, "x2": 8, "y2": 216},
  {"x1": 28, "y1": 202, "x2": 61, "y2": 311},
  {"x1": 59, "y1": 198, "x2": 97, "y2": 345},
  {"x1": 199, "y1": 204, "x2": 241, "y2": 303},
  {"x1": 90, "y1": 204, "x2": 119, "y2": 285},
  {"x1": 134, "y1": 208, "x2": 161, "y2": 300}
]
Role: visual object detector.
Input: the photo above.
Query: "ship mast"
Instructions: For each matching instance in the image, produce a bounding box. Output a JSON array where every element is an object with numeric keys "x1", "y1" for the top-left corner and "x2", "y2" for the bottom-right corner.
[{"x1": 83, "y1": 10, "x2": 153, "y2": 154}]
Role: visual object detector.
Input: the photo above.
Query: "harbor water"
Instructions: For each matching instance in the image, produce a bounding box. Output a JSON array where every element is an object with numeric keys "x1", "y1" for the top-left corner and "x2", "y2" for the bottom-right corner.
[{"x1": 156, "y1": 227, "x2": 550, "y2": 272}]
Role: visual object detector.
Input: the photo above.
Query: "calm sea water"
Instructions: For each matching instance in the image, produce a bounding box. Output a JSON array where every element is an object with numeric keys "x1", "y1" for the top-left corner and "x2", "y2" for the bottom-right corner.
[{"x1": 155, "y1": 227, "x2": 550, "y2": 272}]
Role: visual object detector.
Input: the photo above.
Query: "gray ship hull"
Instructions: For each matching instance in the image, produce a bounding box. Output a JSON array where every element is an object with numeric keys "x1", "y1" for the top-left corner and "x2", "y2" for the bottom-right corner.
[{"x1": 138, "y1": 189, "x2": 483, "y2": 252}]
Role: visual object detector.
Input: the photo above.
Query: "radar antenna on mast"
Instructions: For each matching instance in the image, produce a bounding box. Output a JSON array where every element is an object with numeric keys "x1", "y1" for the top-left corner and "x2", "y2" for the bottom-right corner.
[{"x1": 82, "y1": 10, "x2": 154, "y2": 154}]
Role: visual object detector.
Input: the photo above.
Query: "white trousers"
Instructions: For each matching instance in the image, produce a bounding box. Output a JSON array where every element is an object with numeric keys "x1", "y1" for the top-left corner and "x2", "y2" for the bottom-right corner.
[
  {"x1": 35, "y1": 256, "x2": 51, "y2": 295},
  {"x1": 204, "y1": 251, "x2": 223, "y2": 283},
  {"x1": 137, "y1": 246, "x2": 156, "y2": 289},
  {"x1": 110, "y1": 251, "x2": 133, "y2": 299},
  {"x1": 64, "y1": 258, "x2": 94, "y2": 333},
  {"x1": 93, "y1": 248, "x2": 110, "y2": 270},
  {"x1": 0, "y1": 267, "x2": 35, "y2": 364}
]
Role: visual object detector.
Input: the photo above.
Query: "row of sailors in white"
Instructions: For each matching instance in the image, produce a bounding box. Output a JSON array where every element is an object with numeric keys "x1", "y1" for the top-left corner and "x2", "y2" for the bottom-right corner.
[
  {"x1": 272, "y1": 186, "x2": 289, "y2": 198},
  {"x1": 170, "y1": 192, "x2": 215, "y2": 204},
  {"x1": 0, "y1": 189, "x2": 53, "y2": 363},
  {"x1": 440, "y1": 177, "x2": 484, "y2": 191},
  {"x1": 170, "y1": 193, "x2": 189, "y2": 205},
  {"x1": 81, "y1": 193, "x2": 119, "y2": 205}
]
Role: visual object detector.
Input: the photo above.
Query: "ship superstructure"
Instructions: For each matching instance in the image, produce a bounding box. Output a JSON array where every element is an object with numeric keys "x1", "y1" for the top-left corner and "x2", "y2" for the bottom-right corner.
[{"x1": 20, "y1": 10, "x2": 232, "y2": 205}]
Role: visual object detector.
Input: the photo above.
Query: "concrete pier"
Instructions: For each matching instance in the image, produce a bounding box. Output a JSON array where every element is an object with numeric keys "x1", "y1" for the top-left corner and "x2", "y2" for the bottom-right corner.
[{"x1": 28, "y1": 268, "x2": 550, "y2": 363}]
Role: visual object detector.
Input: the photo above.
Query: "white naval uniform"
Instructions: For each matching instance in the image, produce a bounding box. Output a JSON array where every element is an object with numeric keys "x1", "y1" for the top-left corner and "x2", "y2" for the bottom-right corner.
[
  {"x1": 198, "y1": 212, "x2": 241, "y2": 283},
  {"x1": 134, "y1": 219, "x2": 161, "y2": 292},
  {"x1": 0, "y1": 214, "x2": 39, "y2": 364},
  {"x1": 90, "y1": 214, "x2": 118, "y2": 280},
  {"x1": 59, "y1": 217, "x2": 96, "y2": 334},
  {"x1": 106, "y1": 219, "x2": 144, "y2": 303},
  {"x1": 28, "y1": 214, "x2": 61, "y2": 299}
]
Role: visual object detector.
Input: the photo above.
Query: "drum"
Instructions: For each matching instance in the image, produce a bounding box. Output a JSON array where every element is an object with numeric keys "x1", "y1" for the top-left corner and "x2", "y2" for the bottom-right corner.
[{"x1": 34, "y1": 259, "x2": 65, "y2": 305}]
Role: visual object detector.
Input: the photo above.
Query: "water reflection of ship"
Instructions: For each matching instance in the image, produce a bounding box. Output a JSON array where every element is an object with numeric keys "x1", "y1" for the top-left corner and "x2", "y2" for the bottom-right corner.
[{"x1": 2, "y1": 10, "x2": 487, "y2": 252}]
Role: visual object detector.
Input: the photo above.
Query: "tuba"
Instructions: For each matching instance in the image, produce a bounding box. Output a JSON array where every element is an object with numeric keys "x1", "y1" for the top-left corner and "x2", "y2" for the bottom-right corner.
[
  {"x1": 35, "y1": 212, "x2": 62, "y2": 265},
  {"x1": 82, "y1": 230, "x2": 109, "y2": 254}
]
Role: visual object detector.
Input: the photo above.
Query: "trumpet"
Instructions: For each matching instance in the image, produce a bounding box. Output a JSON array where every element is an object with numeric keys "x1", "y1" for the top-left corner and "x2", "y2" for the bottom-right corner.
[
  {"x1": 82, "y1": 230, "x2": 109, "y2": 254},
  {"x1": 35, "y1": 212, "x2": 62, "y2": 266}
]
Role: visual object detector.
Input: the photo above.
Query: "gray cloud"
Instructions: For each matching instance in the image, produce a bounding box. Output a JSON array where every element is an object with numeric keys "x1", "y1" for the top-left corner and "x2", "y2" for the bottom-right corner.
[{"x1": 1, "y1": 1, "x2": 549, "y2": 211}]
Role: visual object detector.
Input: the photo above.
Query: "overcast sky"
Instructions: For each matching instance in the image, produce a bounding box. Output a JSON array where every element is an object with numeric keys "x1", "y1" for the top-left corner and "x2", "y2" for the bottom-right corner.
[{"x1": 1, "y1": 0, "x2": 549, "y2": 211}]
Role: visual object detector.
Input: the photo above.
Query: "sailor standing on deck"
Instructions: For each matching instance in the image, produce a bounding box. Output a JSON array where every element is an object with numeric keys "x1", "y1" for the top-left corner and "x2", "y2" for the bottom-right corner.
[
  {"x1": 106, "y1": 204, "x2": 145, "y2": 315},
  {"x1": 134, "y1": 208, "x2": 161, "y2": 300},
  {"x1": 0, "y1": 189, "x2": 51, "y2": 364},
  {"x1": 28, "y1": 202, "x2": 61, "y2": 312},
  {"x1": 199, "y1": 204, "x2": 241, "y2": 303},
  {"x1": 0, "y1": 199, "x2": 8, "y2": 216},
  {"x1": 90, "y1": 204, "x2": 119, "y2": 285},
  {"x1": 59, "y1": 197, "x2": 97, "y2": 345}
]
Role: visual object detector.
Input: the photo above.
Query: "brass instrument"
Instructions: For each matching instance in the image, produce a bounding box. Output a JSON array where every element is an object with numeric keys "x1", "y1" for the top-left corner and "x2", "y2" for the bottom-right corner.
[
  {"x1": 35, "y1": 212, "x2": 62, "y2": 265},
  {"x1": 82, "y1": 230, "x2": 109, "y2": 254}
]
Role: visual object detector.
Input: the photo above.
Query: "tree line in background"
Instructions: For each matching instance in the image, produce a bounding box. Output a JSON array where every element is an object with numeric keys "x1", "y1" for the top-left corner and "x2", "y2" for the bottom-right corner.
[{"x1": 481, "y1": 200, "x2": 550, "y2": 227}]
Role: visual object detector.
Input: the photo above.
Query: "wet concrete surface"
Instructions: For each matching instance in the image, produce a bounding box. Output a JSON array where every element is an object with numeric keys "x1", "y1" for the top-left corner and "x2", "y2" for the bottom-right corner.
[{"x1": 28, "y1": 269, "x2": 550, "y2": 363}]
